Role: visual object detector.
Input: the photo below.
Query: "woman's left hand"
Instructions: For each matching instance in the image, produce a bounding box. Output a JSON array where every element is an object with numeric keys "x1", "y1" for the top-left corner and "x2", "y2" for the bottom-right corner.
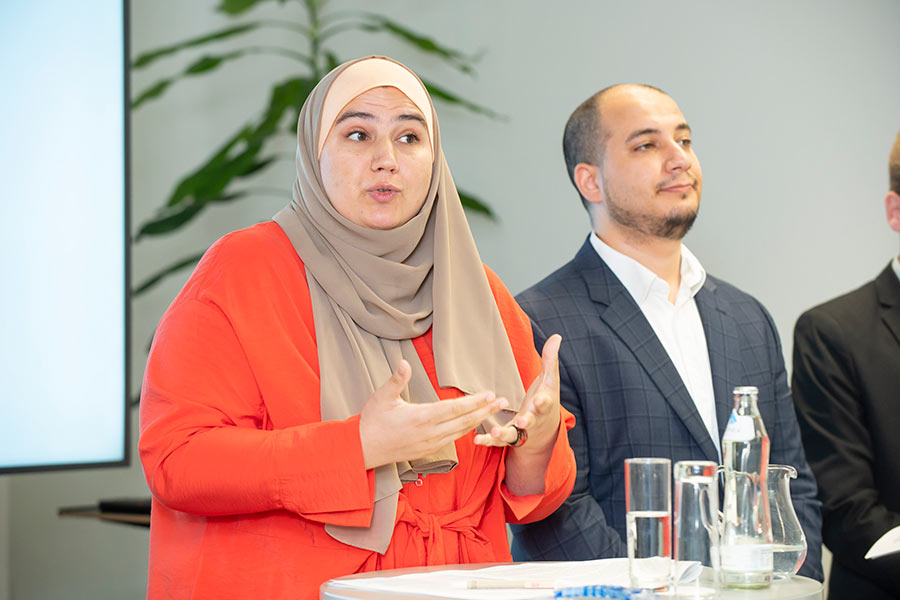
[{"x1": 473, "y1": 333, "x2": 562, "y2": 454}]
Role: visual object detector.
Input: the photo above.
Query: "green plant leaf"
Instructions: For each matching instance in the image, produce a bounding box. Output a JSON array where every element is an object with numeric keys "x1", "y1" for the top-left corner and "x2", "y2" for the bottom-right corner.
[
  {"x1": 133, "y1": 251, "x2": 206, "y2": 296},
  {"x1": 216, "y1": 0, "x2": 271, "y2": 16},
  {"x1": 253, "y1": 76, "x2": 317, "y2": 140},
  {"x1": 133, "y1": 50, "x2": 251, "y2": 107},
  {"x1": 137, "y1": 192, "x2": 249, "y2": 240},
  {"x1": 132, "y1": 79, "x2": 173, "y2": 109},
  {"x1": 132, "y1": 23, "x2": 260, "y2": 69},
  {"x1": 458, "y1": 189, "x2": 496, "y2": 220},
  {"x1": 419, "y1": 77, "x2": 502, "y2": 120},
  {"x1": 165, "y1": 127, "x2": 252, "y2": 207},
  {"x1": 146, "y1": 75, "x2": 312, "y2": 239},
  {"x1": 359, "y1": 14, "x2": 477, "y2": 75},
  {"x1": 137, "y1": 202, "x2": 205, "y2": 239},
  {"x1": 240, "y1": 156, "x2": 279, "y2": 178},
  {"x1": 185, "y1": 51, "x2": 243, "y2": 74}
]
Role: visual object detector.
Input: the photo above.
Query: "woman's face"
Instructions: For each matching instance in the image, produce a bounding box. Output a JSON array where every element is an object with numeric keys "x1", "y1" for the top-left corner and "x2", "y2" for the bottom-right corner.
[{"x1": 319, "y1": 86, "x2": 434, "y2": 230}]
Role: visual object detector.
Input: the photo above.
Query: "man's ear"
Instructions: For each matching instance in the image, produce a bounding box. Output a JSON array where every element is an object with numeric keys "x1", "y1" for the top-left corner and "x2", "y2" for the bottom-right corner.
[
  {"x1": 574, "y1": 163, "x2": 604, "y2": 207},
  {"x1": 886, "y1": 191, "x2": 900, "y2": 233}
]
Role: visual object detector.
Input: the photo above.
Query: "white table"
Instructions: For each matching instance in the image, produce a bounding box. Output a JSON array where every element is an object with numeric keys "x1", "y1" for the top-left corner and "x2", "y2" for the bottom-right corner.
[{"x1": 320, "y1": 563, "x2": 822, "y2": 600}]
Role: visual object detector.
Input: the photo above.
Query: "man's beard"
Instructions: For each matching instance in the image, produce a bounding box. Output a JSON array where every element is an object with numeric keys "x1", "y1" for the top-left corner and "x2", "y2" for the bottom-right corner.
[{"x1": 603, "y1": 176, "x2": 699, "y2": 241}]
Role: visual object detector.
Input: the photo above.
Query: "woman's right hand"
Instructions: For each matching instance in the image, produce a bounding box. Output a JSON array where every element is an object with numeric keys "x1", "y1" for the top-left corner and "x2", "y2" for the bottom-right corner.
[{"x1": 358, "y1": 360, "x2": 508, "y2": 470}]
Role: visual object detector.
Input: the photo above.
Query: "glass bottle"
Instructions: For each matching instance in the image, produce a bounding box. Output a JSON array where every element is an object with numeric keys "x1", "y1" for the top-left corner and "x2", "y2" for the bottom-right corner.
[
  {"x1": 768, "y1": 464, "x2": 807, "y2": 578},
  {"x1": 720, "y1": 386, "x2": 773, "y2": 588}
]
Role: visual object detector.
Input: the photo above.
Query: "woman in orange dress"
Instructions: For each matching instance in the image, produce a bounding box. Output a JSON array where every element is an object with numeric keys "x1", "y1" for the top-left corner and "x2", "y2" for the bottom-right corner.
[{"x1": 138, "y1": 56, "x2": 575, "y2": 599}]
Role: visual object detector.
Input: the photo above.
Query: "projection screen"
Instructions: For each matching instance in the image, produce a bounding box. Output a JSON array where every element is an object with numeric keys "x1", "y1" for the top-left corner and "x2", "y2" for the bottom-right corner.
[{"x1": 0, "y1": 0, "x2": 129, "y2": 473}]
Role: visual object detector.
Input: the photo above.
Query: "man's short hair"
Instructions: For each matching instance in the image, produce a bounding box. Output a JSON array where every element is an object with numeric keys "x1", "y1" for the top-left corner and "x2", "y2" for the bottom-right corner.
[
  {"x1": 890, "y1": 130, "x2": 900, "y2": 194},
  {"x1": 562, "y1": 84, "x2": 667, "y2": 211}
]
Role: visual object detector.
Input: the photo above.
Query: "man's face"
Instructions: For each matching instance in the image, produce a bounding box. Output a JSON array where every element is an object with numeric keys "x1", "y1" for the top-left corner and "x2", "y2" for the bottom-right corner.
[{"x1": 594, "y1": 87, "x2": 702, "y2": 241}]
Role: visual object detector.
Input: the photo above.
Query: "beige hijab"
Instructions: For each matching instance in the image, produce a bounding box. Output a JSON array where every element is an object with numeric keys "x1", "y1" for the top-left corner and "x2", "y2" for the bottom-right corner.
[{"x1": 273, "y1": 56, "x2": 524, "y2": 554}]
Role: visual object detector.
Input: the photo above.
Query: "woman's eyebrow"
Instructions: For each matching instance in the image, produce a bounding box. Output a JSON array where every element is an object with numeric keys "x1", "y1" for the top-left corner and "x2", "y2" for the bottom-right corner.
[
  {"x1": 334, "y1": 111, "x2": 426, "y2": 126},
  {"x1": 335, "y1": 110, "x2": 374, "y2": 125},
  {"x1": 396, "y1": 113, "x2": 426, "y2": 127}
]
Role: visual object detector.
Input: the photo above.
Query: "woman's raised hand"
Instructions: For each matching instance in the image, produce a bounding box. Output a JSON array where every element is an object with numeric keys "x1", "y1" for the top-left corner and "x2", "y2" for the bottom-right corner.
[
  {"x1": 473, "y1": 334, "x2": 562, "y2": 454},
  {"x1": 358, "y1": 360, "x2": 509, "y2": 470}
]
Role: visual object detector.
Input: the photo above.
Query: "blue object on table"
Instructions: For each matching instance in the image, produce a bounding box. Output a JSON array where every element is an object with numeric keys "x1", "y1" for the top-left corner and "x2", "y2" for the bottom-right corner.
[{"x1": 554, "y1": 585, "x2": 659, "y2": 599}]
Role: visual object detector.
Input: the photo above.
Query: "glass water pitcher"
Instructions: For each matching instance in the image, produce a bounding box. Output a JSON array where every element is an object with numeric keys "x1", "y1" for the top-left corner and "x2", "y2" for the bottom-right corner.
[{"x1": 768, "y1": 464, "x2": 807, "y2": 578}]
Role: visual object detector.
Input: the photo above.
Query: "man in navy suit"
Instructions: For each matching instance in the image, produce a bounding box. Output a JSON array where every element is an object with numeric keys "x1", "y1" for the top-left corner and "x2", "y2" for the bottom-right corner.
[{"x1": 510, "y1": 84, "x2": 823, "y2": 580}]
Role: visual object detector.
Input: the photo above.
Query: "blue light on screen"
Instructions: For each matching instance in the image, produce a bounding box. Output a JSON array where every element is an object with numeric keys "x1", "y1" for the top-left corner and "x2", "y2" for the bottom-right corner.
[{"x1": 0, "y1": 0, "x2": 127, "y2": 470}]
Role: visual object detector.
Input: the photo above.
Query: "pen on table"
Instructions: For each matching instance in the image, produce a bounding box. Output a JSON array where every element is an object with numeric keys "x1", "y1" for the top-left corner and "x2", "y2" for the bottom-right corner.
[{"x1": 466, "y1": 579, "x2": 556, "y2": 589}]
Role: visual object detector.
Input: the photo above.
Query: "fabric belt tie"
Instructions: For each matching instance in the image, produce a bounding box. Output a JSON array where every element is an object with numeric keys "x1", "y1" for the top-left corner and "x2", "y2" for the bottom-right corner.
[{"x1": 397, "y1": 503, "x2": 489, "y2": 564}]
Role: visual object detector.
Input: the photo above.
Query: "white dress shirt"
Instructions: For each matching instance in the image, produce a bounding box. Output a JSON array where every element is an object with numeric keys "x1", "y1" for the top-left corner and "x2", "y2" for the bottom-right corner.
[
  {"x1": 590, "y1": 233, "x2": 721, "y2": 457},
  {"x1": 892, "y1": 256, "x2": 900, "y2": 283}
]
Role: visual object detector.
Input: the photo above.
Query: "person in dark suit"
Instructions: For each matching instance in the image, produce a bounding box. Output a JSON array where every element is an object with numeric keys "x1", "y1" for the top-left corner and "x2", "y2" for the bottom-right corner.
[
  {"x1": 510, "y1": 84, "x2": 823, "y2": 581},
  {"x1": 792, "y1": 130, "x2": 900, "y2": 598}
]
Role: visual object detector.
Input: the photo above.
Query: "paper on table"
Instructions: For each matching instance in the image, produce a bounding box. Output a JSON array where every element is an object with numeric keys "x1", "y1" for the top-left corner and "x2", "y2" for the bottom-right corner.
[
  {"x1": 865, "y1": 525, "x2": 900, "y2": 559},
  {"x1": 328, "y1": 558, "x2": 701, "y2": 600}
]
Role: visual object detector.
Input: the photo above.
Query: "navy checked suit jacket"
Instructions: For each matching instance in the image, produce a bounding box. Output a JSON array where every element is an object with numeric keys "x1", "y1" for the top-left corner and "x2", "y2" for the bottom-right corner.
[{"x1": 510, "y1": 238, "x2": 823, "y2": 581}]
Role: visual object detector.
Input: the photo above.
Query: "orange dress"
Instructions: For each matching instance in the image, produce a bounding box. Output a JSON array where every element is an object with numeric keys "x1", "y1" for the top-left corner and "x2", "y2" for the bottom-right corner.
[{"x1": 138, "y1": 221, "x2": 576, "y2": 600}]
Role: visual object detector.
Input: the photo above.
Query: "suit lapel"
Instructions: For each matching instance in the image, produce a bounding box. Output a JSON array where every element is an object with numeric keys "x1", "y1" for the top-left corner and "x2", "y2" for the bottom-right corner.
[
  {"x1": 875, "y1": 264, "x2": 900, "y2": 349},
  {"x1": 694, "y1": 281, "x2": 742, "y2": 447},
  {"x1": 575, "y1": 240, "x2": 720, "y2": 461}
]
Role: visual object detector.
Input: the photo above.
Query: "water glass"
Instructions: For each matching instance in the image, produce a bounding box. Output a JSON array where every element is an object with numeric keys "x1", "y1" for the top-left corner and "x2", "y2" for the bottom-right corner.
[
  {"x1": 674, "y1": 460, "x2": 719, "y2": 598},
  {"x1": 625, "y1": 457, "x2": 672, "y2": 589}
]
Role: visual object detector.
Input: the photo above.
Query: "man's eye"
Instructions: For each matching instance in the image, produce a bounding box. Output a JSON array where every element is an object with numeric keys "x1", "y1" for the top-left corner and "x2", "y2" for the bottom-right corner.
[
  {"x1": 399, "y1": 133, "x2": 420, "y2": 144},
  {"x1": 347, "y1": 131, "x2": 368, "y2": 141},
  {"x1": 635, "y1": 143, "x2": 653, "y2": 151},
  {"x1": 679, "y1": 138, "x2": 692, "y2": 147}
]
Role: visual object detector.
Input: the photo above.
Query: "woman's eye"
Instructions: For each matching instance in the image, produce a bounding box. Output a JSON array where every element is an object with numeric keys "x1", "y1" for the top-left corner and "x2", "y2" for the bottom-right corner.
[
  {"x1": 347, "y1": 131, "x2": 368, "y2": 142},
  {"x1": 399, "y1": 133, "x2": 420, "y2": 144}
]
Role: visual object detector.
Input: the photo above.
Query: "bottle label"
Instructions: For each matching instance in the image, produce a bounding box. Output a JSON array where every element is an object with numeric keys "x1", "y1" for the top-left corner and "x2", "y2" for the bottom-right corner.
[
  {"x1": 722, "y1": 413, "x2": 755, "y2": 442},
  {"x1": 721, "y1": 543, "x2": 773, "y2": 572}
]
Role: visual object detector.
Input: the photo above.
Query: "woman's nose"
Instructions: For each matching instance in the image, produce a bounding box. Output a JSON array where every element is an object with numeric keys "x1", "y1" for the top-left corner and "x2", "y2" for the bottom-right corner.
[{"x1": 371, "y1": 138, "x2": 398, "y2": 172}]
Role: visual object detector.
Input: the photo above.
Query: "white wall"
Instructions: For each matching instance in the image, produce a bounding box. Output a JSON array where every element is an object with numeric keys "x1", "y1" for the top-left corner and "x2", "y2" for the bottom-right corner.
[{"x1": 4, "y1": 0, "x2": 899, "y2": 597}]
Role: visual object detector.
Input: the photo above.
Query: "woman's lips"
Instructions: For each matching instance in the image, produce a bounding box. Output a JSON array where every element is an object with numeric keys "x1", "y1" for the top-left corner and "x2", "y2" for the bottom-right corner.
[{"x1": 368, "y1": 185, "x2": 400, "y2": 202}]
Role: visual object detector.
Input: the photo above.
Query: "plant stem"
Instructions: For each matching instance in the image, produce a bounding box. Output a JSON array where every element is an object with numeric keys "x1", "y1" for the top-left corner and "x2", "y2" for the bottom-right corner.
[{"x1": 304, "y1": 0, "x2": 325, "y2": 78}]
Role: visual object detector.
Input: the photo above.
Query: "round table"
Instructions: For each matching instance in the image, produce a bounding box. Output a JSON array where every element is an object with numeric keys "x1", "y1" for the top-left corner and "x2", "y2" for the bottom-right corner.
[{"x1": 320, "y1": 564, "x2": 822, "y2": 599}]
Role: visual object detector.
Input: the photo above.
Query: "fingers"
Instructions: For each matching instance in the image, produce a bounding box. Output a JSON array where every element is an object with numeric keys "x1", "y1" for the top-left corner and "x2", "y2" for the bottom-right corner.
[
  {"x1": 429, "y1": 394, "x2": 508, "y2": 448},
  {"x1": 540, "y1": 334, "x2": 562, "y2": 384},
  {"x1": 431, "y1": 391, "x2": 500, "y2": 425},
  {"x1": 372, "y1": 360, "x2": 412, "y2": 403}
]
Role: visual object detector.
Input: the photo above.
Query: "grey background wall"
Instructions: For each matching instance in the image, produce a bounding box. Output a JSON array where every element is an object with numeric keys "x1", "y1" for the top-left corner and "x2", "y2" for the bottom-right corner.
[{"x1": 1, "y1": 1, "x2": 899, "y2": 597}]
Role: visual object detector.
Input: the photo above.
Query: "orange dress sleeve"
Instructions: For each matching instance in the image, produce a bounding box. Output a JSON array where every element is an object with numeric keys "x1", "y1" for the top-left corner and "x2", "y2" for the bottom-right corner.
[{"x1": 139, "y1": 224, "x2": 375, "y2": 526}]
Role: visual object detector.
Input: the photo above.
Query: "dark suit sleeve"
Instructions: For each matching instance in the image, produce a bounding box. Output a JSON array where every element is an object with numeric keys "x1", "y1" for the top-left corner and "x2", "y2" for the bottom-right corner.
[
  {"x1": 510, "y1": 317, "x2": 626, "y2": 561},
  {"x1": 793, "y1": 309, "x2": 900, "y2": 591},
  {"x1": 756, "y1": 304, "x2": 823, "y2": 581}
]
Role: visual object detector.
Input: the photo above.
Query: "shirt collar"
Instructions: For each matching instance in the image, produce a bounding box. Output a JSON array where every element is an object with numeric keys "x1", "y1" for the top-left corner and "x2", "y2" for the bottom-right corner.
[
  {"x1": 589, "y1": 232, "x2": 707, "y2": 306},
  {"x1": 892, "y1": 255, "x2": 900, "y2": 283}
]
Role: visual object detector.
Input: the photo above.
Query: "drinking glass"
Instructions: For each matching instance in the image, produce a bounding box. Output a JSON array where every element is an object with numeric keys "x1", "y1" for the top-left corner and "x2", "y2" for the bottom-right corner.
[
  {"x1": 625, "y1": 457, "x2": 672, "y2": 589},
  {"x1": 674, "y1": 460, "x2": 719, "y2": 598}
]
